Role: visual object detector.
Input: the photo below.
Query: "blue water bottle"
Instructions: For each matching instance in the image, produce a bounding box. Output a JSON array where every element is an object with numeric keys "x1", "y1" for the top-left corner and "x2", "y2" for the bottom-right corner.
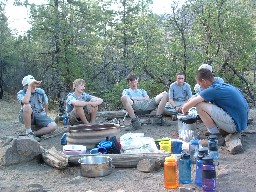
[
  {"x1": 208, "y1": 135, "x2": 218, "y2": 160},
  {"x1": 202, "y1": 155, "x2": 216, "y2": 192},
  {"x1": 63, "y1": 114, "x2": 69, "y2": 126},
  {"x1": 195, "y1": 147, "x2": 209, "y2": 186},
  {"x1": 178, "y1": 152, "x2": 192, "y2": 184},
  {"x1": 60, "y1": 133, "x2": 67, "y2": 145}
]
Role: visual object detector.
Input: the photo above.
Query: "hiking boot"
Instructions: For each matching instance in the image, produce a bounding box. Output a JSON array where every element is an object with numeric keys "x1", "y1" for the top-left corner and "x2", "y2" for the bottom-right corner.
[
  {"x1": 171, "y1": 114, "x2": 178, "y2": 121},
  {"x1": 26, "y1": 132, "x2": 41, "y2": 142},
  {"x1": 152, "y1": 115, "x2": 163, "y2": 126},
  {"x1": 125, "y1": 118, "x2": 141, "y2": 131}
]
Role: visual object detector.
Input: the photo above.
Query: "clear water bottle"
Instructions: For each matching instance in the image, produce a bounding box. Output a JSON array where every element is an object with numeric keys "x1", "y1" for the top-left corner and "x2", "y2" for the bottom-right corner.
[
  {"x1": 164, "y1": 155, "x2": 179, "y2": 189},
  {"x1": 208, "y1": 135, "x2": 218, "y2": 160},
  {"x1": 202, "y1": 155, "x2": 216, "y2": 192},
  {"x1": 189, "y1": 139, "x2": 199, "y2": 164},
  {"x1": 195, "y1": 147, "x2": 209, "y2": 186},
  {"x1": 178, "y1": 152, "x2": 192, "y2": 184}
]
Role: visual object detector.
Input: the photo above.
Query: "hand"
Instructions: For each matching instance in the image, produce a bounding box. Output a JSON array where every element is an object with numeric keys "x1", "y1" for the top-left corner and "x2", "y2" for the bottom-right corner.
[
  {"x1": 175, "y1": 106, "x2": 182, "y2": 113},
  {"x1": 29, "y1": 80, "x2": 42, "y2": 86}
]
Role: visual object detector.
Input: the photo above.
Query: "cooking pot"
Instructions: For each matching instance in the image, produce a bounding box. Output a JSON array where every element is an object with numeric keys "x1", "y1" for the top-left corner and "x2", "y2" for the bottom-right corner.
[{"x1": 78, "y1": 156, "x2": 114, "y2": 177}]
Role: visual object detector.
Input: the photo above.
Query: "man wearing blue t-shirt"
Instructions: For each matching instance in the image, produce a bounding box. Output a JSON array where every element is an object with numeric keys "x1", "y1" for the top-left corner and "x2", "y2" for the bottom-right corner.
[
  {"x1": 121, "y1": 74, "x2": 168, "y2": 131},
  {"x1": 17, "y1": 75, "x2": 57, "y2": 141},
  {"x1": 66, "y1": 79, "x2": 103, "y2": 125},
  {"x1": 182, "y1": 69, "x2": 248, "y2": 152}
]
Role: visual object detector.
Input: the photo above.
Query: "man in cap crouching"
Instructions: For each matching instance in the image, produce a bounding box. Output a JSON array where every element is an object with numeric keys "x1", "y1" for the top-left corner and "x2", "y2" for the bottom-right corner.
[{"x1": 17, "y1": 75, "x2": 57, "y2": 141}]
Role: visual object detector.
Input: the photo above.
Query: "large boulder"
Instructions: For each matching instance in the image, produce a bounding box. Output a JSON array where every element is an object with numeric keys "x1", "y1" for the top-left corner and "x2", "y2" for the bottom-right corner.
[{"x1": 0, "y1": 136, "x2": 43, "y2": 166}]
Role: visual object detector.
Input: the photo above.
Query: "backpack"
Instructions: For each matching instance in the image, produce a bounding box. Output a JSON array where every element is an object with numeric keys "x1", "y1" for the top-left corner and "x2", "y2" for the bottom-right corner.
[{"x1": 97, "y1": 136, "x2": 121, "y2": 154}]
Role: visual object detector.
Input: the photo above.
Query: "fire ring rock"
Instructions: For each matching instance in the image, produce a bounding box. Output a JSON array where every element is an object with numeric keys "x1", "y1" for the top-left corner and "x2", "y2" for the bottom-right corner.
[{"x1": 0, "y1": 136, "x2": 42, "y2": 166}]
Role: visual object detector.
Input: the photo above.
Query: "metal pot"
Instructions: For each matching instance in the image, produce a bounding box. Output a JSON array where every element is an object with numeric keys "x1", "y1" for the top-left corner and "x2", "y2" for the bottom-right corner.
[{"x1": 78, "y1": 155, "x2": 114, "y2": 177}]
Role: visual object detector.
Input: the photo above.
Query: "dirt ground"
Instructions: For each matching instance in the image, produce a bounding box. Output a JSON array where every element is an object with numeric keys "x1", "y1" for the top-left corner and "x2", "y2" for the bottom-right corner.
[{"x1": 0, "y1": 96, "x2": 256, "y2": 192}]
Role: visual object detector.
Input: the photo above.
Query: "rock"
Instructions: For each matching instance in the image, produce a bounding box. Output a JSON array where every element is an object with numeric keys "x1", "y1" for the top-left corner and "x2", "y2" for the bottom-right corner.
[
  {"x1": 137, "y1": 159, "x2": 161, "y2": 173},
  {"x1": 225, "y1": 133, "x2": 244, "y2": 155},
  {"x1": 0, "y1": 136, "x2": 42, "y2": 166}
]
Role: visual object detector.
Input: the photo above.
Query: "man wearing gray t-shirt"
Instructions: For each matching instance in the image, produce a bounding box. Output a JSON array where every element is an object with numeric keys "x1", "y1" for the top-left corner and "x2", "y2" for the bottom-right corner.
[
  {"x1": 121, "y1": 74, "x2": 168, "y2": 131},
  {"x1": 164, "y1": 72, "x2": 192, "y2": 119}
]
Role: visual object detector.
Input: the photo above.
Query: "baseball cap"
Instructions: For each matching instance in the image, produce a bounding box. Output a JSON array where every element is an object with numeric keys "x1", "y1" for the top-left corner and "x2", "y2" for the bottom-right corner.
[
  {"x1": 22, "y1": 75, "x2": 36, "y2": 86},
  {"x1": 198, "y1": 64, "x2": 213, "y2": 72}
]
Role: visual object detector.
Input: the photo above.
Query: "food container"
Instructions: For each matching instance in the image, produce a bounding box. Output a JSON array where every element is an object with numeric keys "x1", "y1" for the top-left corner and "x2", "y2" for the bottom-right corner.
[
  {"x1": 63, "y1": 145, "x2": 87, "y2": 155},
  {"x1": 78, "y1": 156, "x2": 114, "y2": 177}
]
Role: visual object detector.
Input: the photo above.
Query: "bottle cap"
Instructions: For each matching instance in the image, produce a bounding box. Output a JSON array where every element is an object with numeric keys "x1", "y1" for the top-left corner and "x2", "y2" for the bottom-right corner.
[
  {"x1": 165, "y1": 155, "x2": 176, "y2": 162},
  {"x1": 198, "y1": 147, "x2": 208, "y2": 156},
  {"x1": 190, "y1": 139, "x2": 199, "y2": 145},
  {"x1": 208, "y1": 134, "x2": 218, "y2": 140},
  {"x1": 181, "y1": 152, "x2": 190, "y2": 159},
  {"x1": 202, "y1": 155, "x2": 214, "y2": 164}
]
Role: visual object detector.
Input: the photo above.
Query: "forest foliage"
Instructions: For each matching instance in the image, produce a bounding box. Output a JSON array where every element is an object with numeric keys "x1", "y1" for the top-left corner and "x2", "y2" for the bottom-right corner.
[{"x1": 0, "y1": 0, "x2": 256, "y2": 110}]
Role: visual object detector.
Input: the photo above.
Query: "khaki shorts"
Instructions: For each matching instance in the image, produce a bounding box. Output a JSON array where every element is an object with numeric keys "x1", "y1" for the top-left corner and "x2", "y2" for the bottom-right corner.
[
  {"x1": 68, "y1": 108, "x2": 91, "y2": 126},
  {"x1": 211, "y1": 105, "x2": 236, "y2": 133},
  {"x1": 132, "y1": 98, "x2": 158, "y2": 112}
]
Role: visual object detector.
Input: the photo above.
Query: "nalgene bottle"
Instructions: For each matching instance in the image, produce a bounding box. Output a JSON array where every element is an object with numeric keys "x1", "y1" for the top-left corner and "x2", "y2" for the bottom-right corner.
[
  {"x1": 202, "y1": 156, "x2": 216, "y2": 192},
  {"x1": 178, "y1": 152, "x2": 192, "y2": 184},
  {"x1": 195, "y1": 147, "x2": 209, "y2": 186},
  {"x1": 164, "y1": 155, "x2": 178, "y2": 189}
]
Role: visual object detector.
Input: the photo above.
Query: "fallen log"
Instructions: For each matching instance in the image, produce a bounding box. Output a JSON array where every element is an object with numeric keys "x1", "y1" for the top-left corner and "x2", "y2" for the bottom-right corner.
[
  {"x1": 137, "y1": 159, "x2": 161, "y2": 173},
  {"x1": 42, "y1": 147, "x2": 68, "y2": 169},
  {"x1": 68, "y1": 152, "x2": 171, "y2": 168}
]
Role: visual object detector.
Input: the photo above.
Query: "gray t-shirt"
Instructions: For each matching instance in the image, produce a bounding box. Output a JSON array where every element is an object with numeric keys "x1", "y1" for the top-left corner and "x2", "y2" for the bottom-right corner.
[
  {"x1": 122, "y1": 88, "x2": 148, "y2": 98},
  {"x1": 169, "y1": 82, "x2": 192, "y2": 101},
  {"x1": 66, "y1": 92, "x2": 94, "y2": 114},
  {"x1": 17, "y1": 88, "x2": 48, "y2": 114}
]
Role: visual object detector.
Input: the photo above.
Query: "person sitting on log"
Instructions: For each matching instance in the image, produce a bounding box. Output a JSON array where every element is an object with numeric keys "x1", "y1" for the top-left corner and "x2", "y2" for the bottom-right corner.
[
  {"x1": 181, "y1": 68, "x2": 249, "y2": 154},
  {"x1": 17, "y1": 75, "x2": 57, "y2": 141},
  {"x1": 121, "y1": 74, "x2": 168, "y2": 131},
  {"x1": 164, "y1": 72, "x2": 192, "y2": 120},
  {"x1": 66, "y1": 79, "x2": 103, "y2": 125}
]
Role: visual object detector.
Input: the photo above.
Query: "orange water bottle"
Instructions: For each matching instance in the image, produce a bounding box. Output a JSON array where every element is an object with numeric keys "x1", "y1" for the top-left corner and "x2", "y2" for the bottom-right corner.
[{"x1": 164, "y1": 154, "x2": 179, "y2": 189}]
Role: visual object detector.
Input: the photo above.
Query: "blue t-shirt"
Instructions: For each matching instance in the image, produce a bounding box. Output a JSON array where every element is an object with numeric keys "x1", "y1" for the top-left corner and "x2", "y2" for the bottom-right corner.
[
  {"x1": 169, "y1": 82, "x2": 192, "y2": 101},
  {"x1": 17, "y1": 88, "x2": 48, "y2": 114},
  {"x1": 66, "y1": 92, "x2": 94, "y2": 114},
  {"x1": 122, "y1": 88, "x2": 148, "y2": 98},
  {"x1": 200, "y1": 82, "x2": 248, "y2": 132}
]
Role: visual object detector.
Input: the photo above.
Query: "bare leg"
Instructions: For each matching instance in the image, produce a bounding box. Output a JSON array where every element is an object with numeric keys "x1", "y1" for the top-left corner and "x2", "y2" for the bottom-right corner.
[
  {"x1": 34, "y1": 122, "x2": 57, "y2": 136},
  {"x1": 22, "y1": 104, "x2": 32, "y2": 130},
  {"x1": 89, "y1": 106, "x2": 98, "y2": 124},
  {"x1": 155, "y1": 91, "x2": 168, "y2": 115},
  {"x1": 75, "y1": 106, "x2": 89, "y2": 124},
  {"x1": 196, "y1": 102, "x2": 215, "y2": 128},
  {"x1": 121, "y1": 95, "x2": 136, "y2": 118}
]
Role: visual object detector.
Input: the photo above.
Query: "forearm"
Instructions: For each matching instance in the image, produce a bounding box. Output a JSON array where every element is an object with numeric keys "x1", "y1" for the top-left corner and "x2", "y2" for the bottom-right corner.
[
  {"x1": 182, "y1": 95, "x2": 203, "y2": 113},
  {"x1": 22, "y1": 89, "x2": 32, "y2": 104},
  {"x1": 45, "y1": 104, "x2": 49, "y2": 114},
  {"x1": 168, "y1": 99, "x2": 176, "y2": 108},
  {"x1": 90, "y1": 98, "x2": 103, "y2": 106}
]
